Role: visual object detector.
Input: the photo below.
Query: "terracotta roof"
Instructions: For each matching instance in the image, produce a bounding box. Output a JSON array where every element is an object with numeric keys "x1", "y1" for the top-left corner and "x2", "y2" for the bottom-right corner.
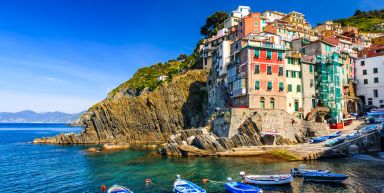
[{"x1": 322, "y1": 36, "x2": 340, "y2": 46}]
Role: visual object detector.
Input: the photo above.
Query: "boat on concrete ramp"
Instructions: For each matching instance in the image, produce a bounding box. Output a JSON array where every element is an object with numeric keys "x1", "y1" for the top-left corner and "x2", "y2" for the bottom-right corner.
[
  {"x1": 291, "y1": 164, "x2": 329, "y2": 177},
  {"x1": 173, "y1": 175, "x2": 206, "y2": 193},
  {"x1": 240, "y1": 171, "x2": 292, "y2": 185},
  {"x1": 107, "y1": 185, "x2": 133, "y2": 193},
  {"x1": 303, "y1": 172, "x2": 348, "y2": 183},
  {"x1": 224, "y1": 179, "x2": 263, "y2": 193}
]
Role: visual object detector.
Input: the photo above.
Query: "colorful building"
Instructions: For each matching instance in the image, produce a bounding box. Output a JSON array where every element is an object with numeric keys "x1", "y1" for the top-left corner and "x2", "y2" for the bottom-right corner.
[
  {"x1": 372, "y1": 36, "x2": 384, "y2": 45},
  {"x1": 237, "y1": 12, "x2": 267, "y2": 37}
]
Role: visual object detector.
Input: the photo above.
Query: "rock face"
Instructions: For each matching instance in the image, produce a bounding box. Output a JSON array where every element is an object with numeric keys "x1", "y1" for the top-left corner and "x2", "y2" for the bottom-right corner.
[
  {"x1": 34, "y1": 70, "x2": 208, "y2": 144},
  {"x1": 159, "y1": 109, "x2": 329, "y2": 156}
]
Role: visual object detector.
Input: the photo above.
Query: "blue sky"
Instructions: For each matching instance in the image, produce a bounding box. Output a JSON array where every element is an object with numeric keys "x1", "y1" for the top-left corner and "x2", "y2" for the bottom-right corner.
[{"x1": 0, "y1": 0, "x2": 382, "y2": 113}]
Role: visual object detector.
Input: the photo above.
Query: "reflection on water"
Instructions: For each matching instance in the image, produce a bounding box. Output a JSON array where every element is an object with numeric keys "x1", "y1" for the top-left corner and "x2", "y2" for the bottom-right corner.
[{"x1": 0, "y1": 124, "x2": 383, "y2": 193}]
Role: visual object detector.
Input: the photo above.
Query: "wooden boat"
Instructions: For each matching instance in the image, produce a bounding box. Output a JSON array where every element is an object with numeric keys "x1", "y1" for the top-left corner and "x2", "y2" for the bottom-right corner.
[
  {"x1": 361, "y1": 125, "x2": 377, "y2": 134},
  {"x1": 224, "y1": 181, "x2": 262, "y2": 193},
  {"x1": 303, "y1": 172, "x2": 348, "y2": 183},
  {"x1": 345, "y1": 131, "x2": 361, "y2": 140},
  {"x1": 240, "y1": 172, "x2": 292, "y2": 185},
  {"x1": 107, "y1": 185, "x2": 133, "y2": 193},
  {"x1": 173, "y1": 175, "x2": 206, "y2": 193},
  {"x1": 291, "y1": 164, "x2": 329, "y2": 177},
  {"x1": 327, "y1": 131, "x2": 342, "y2": 139},
  {"x1": 310, "y1": 136, "x2": 329, "y2": 143},
  {"x1": 325, "y1": 137, "x2": 345, "y2": 147}
]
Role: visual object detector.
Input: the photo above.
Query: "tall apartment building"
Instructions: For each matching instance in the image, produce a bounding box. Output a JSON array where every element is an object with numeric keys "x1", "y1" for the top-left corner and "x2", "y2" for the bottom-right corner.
[{"x1": 237, "y1": 12, "x2": 267, "y2": 38}]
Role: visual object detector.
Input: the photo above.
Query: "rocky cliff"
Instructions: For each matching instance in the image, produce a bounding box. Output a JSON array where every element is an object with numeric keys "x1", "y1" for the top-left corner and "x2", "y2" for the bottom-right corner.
[
  {"x1": 34, "y1": 70, "x2": 208, "y2": 144},
  {"x1": 159, "y1": 109, "x2": 330, "y2": 156}
]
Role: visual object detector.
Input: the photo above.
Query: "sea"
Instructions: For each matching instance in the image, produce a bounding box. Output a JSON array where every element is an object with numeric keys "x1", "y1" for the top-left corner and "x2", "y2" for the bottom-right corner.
[{"x1": 1, "y1": 123, "x2": 384, "y2": 193}]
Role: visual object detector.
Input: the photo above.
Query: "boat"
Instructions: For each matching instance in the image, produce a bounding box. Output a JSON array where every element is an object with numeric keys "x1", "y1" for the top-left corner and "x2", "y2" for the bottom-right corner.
[
  {"x1": 291, "y1": 164, "x2": 329, "y2": 177},
  {"x1": 371, "y1": 108, "x2": 384, "y2": 112},
  {"x1": 224, "y1": 181, "x2": 262, "y2": 193},
  {"x1": 303, "y1": 172, "x2": 348, "y2": 183},
  {"x1": 107, "y1": 185, "x2": 133, "y2": 193},
  {"x1": 173, "y1": 175, "x2": 206, "y2": 193},
  {"x1": 310, "y1": 136, "x2": 329, "y2": 143},
  {"x1": 345, "y1": 131, "x2": 361, "y2": 140},
  {"x1": 361, "y1": 125, "x2": 378, "y2": 134},
  {"x1": 240, "y1": 172, "x2": 292, "y2": 185},
  {"x1": 327, "y1": 131, "x2": 342, "y2": 139},
  {"x1": 325, "y1": 137, "x2": 345, "y2": 147}
]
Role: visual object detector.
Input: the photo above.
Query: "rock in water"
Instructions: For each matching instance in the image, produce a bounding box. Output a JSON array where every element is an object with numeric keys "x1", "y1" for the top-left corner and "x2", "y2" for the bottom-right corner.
[{"x1": 34, "y1": 70, "x2": 208, "y2": 145}]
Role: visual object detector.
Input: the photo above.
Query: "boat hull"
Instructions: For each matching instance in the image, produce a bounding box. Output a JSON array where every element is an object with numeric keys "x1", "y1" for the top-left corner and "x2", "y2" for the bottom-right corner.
[
  {"x1": 173, "y1": 179, "x2": 206, "y2": 193},
  {"x1": 303, "y1": 172, "x2": 348, "y2": 183},
  {"x1": 107, "y1": 185, "x2": 133, "y2": 193},
  {"x1": 291, "y1": 169, "x2": 329, "y2": 177},
  {"x1": 244, "y1": 175, "x2": 292, "y2": 185},
  {"x1": 224, "y1": 182, "x2": 262, "y2": 193}
]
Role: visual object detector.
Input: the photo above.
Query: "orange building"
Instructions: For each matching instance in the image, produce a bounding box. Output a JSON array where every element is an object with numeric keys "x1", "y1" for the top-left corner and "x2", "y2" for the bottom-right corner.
[{"x1": 237, "y1": 12, "x2": 267, "y2": 38}]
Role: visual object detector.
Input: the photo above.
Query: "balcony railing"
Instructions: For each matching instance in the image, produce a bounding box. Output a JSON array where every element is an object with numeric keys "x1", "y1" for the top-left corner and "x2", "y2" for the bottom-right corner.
[{"x1": 246, "y1": 40, "x2": 285, "y2": 50}]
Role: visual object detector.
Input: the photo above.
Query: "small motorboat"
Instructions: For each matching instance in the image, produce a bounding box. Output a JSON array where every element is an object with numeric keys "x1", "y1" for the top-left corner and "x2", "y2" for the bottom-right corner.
[
  {"x1": 291, "y1": 164, "x2": 329, "y2": 177},
  {"x1": 327, "y1": 131, "x2": 342, "y2": 139},
  {"x1": 303, "y1": 172, "x2": 348, "y2": 183},
  {"x1": 173, "y1": 175, "x2": 206, "y2": 193},
  {"x1": 345, "y1": 131, "x2": 361, "y2": 140},
  {"x1": 325, "y1": 137, "x2": 345, "y2": 147},
  {"x1": 224, "y1": 178, "x2": 262, "y2": 193},
  {"x1": 107, "y1": 185, "x2": 133, "y2": 193},
  {"x1": 240, "y1": 172, "x2": 292, "y2": 185},
  {"x1": 361, "y1": 125, "x2": 377, "y2": 134},
  {"x1": 310, "y1": 136, "x2": 329, "y2": 143}
]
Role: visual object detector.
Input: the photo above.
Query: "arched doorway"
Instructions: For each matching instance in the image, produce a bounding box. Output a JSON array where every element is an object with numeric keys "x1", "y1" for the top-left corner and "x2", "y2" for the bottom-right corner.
[
  {"x1": 260, "y1": 97, "x2": 265, "y2": 109},
  {"x1": 270, "y1": 97, "x2": 275, "y2": 109},
  {"x1": 294, "y1": 100, "x2": 299, "y2": 112}
]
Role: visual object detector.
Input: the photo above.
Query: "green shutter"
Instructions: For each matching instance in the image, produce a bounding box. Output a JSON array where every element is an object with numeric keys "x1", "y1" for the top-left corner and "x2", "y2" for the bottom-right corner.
[
  {"x1": 292, "y1": 71, "x2": 296, "y2": 78},
  {"x1": 279, "y1": 82, "x2": 284, "y2": 91},
  {"x1": 255, "y1": 81, "x2": 260, "y2": 90},
  {"x1": 254, "y1": 49, "x2": 260, "y2": 58},
  {"x1": 267, "y1": 66, "x2": 272, "y2": 74},
  {"x1": 255, "y1": 65, "x2": 260, "y2": 74},
  {"x1": 298, "y1": 71, "x2": 302, "y2": 78},
  {"x1": 286, "y1": 70, "x2": 289, "y2": 77},
  {"x1": 267, "y1": 81, "x2": 272, "y2": 90},
  {"x1": 267, "y1": 50, "x2": 272, "y2": 59},
  {"x1": 297, "y1": 85, "x2": 301, "y2": 92},
  {"x1": 288, "y1": 84, "x2": 292, "y2": 92},
  {"x1": 278, "y1": 51, "x2": 282, "y2": 60},
  {"x1": 309, "y1": 64, "x2": 313, "y2": 73}
]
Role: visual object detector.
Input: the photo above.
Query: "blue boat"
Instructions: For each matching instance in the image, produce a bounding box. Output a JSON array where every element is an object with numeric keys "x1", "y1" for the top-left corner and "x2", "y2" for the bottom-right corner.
[
  {"x1": 107, "y1": 185, "x2": 133, "y2": 193},
  {"x1": 303, "y1": 172, "x2": 348, "y2": 183},
  {"x1": 327, "y1": 131, "x2": 342, "y2": 139},
  {"x1": 345, "y1": 131, "x2": 361, "y2": 140},
  {"x1": 325, "y1": 137, "x2": 345, "y2": 147},
  {"x1": 361, "y1": 125, "x2": 377, "y2": 134},
  {"x1": 310, "y1": 136, "x2": 329, "y2": 143},
  {"x1": 173, "y1": 175, "x2": 206, "y2": 193},
  {"x1": 224, "y1": 181, "x2": 262, "y2": 193}
]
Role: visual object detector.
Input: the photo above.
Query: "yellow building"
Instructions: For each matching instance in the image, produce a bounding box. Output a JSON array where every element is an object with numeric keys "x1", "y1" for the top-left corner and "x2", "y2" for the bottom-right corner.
[{"x1": 372, "y1": 36, "x2": 384, "y2": 45}]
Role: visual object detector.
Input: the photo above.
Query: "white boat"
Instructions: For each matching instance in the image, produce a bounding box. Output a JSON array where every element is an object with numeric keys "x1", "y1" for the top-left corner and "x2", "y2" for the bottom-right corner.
[
  {"x1": 173, "y1": 175, "x2": 206, "y2": 193},
  {"x1": 240, "y1": 172, "x2": 292, "y2": 185}
]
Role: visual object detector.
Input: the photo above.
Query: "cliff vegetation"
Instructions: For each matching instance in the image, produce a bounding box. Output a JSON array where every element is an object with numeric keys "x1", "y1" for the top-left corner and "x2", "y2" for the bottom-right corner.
[{"x1": 334, "y1": 9, "x2": 384, "y2": 32}]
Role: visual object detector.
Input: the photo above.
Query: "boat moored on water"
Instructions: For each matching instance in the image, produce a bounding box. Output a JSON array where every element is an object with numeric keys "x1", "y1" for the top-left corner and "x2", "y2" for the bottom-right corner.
[
  {"x1": 325, "y1": 137, "x2": 345, "y2": 147},
  {"x1": 303, "y1": 172, "x2": 348, "y2": 183},
  {"x1": 173, "y1": 175, "x2": 206, "y2": 193},
  {"x1": 224, "y1": 178, "x2": 263, "y2": 193},
  {"x1": 107, "y1": 185, "x2": 133, "y2": 193},
  {"x1": 327, "y1": 131, "x2": 342, "y2": 139},
  {"x1": 361, "y1": 125, "x2": 378, "y2": 134},
  {"x1": 291, "y1": 164, "x2": 329, "y2": 177},
  {"x1": 240, "y1": 172, "x2": 292, "y2": 185}
]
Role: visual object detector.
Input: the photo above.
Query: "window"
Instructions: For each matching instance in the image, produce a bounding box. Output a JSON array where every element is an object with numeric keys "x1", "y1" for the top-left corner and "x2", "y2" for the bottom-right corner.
[
  {"x1": 286, "y1": 70, "x2": 289, "y2": 77},
  {"x1": 309, "y1": 64, "x2": 313, "y2": 73},
  {"x1": 288, "y1": 84, "x2": 292, "y2": 92},
  {"x1": 251, "y1": 63, "x2": 259, "y2": 74},
  {"x1": 292, "y1": 71, "x2": 297, "y2": 78},
  {"x1": 270, "y1": 98, "x2": 275, "y2": 109},
  {"x1": 373, "y1": 68, "x2": 378, "y2": 73},
  {"x1": 278, "y1": 51, "x2": 283, "y2": 61},
  {"x1": 374, "y1": 89, "x2": 378, "y2": 98},
  {"x1": 255, "y1": 80, "x2": 260, "y2": 90},
  {"x1": 266, "y1": 50, "x2": 272, "y2": 60},
  {"x1": 267, "y1": 81, "x2": 273, "y2": 91},
  {"x1": 310, "y1": 79, "x2": 314, "y2": 88},
  {"x1": 312, "y1": 99, "x2": 316, "y2": 108},
  {"x1": 254, "y1": 22, "x2": 258, "y2": 26},
  {"x1": 279, "y1": 82, "x2": 284, "y2": 92},
  {"x1": 278, "y1": 67, "x2": 284, "y2": 76},
  {"x1": 361, "y1": 60, "x2": 365, "y2": 66},
  {"x1": 267, "y1": 66, "x2": 272, "y2": 75},
  {"x1": 364, "y1": 79, "x2": 368, "y2": 84},
  {"x1": 325, "y1": 45, "x2": 331, "y2": 52},
  {"x1": 368, "y1": 98, "x2": 373, "y2": 105},
  {"x1": 298, "y1": 71, "x2": 302, "y2": 78},
  {"x1": 301, "y1": 48, "x2": 305, "y2": 54},
  {"x1": 254, "y1": 49, "x2": 260, "y2": 58},
  {"x1": 363, "y1": 70, "x2": 367, "y2": 75},
  {"x1": 260, "y1": 97, "x2": 265, "y2": 109},
  {"x1": 254, "y1": 15, "x2": 258, "y2": 19},
  {"x1": 374, "y1": 77, "x2": 379, "y2": 83},
  {"x1": 297, "y1": 85, "x2": 301, "y2": 92}
]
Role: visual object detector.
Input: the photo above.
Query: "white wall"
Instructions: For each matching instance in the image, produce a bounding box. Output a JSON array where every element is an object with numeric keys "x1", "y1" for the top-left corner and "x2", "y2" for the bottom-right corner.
[{"x1": 356, "y1": 55, "x2": 384, "y2": 108}]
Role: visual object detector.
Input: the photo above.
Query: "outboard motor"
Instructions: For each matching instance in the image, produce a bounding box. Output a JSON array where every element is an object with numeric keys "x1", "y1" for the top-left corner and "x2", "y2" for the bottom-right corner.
[{"x1": 226, "y1": 177, "x2": 233, "y2": 182}]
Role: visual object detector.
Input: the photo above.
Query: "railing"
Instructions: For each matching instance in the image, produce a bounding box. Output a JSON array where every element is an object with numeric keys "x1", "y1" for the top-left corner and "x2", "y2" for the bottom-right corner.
[{"x1": 247, "y1": 40, "x2": 285, "y2": 50}]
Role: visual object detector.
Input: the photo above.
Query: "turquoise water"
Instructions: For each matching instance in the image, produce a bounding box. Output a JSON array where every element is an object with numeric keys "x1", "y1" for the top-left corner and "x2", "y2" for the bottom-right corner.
[{"x1": 1, "y1": 123, "x2": 384, "y2": 193}]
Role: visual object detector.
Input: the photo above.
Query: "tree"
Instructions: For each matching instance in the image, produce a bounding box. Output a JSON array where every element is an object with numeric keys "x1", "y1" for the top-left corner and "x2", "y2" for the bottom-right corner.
[
  {"x1": 354, "y1": 10, "x2": 362, "y2": 16},
  {"x1": 200, "y1": 11, "x2": 228, "y2": 38},
  {"x1": 177, "y1": 54, "x2": 188, "y2": 61}
]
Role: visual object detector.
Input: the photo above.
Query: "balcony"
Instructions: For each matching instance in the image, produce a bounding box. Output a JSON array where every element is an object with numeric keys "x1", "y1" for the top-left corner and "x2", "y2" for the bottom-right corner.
[{"x1": 246, "y1": 40, "x2": 286, "y2": 50}]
